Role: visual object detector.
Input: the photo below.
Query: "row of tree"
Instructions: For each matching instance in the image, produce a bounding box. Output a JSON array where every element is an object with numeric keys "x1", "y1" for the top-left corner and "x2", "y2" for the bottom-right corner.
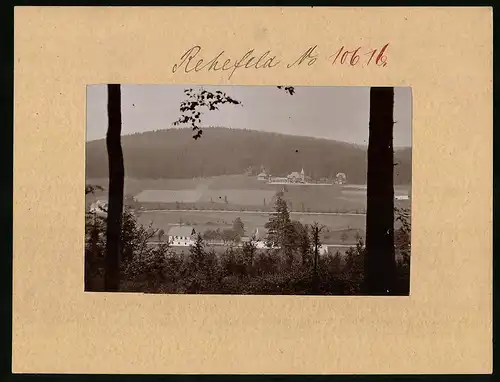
[
  {"x1": 85, "y1": 189, "x2": 410, "y2": 295},
  {"x1": 136, "y1": 200, "x2": 368, "y2": 214},
  {"x1": 202, "y1": 217, "x2": 245, "y2": 243}
]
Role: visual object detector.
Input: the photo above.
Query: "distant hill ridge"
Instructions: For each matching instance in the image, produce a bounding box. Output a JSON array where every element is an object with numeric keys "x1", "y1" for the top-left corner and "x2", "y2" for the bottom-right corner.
[{"x1": 86, "y1": 127, "x2": 412, "y2": 184}]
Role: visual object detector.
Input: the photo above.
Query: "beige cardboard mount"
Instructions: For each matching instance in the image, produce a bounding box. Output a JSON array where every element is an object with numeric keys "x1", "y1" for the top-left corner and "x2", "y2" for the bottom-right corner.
[{"x1": 13, "y1": 7, "x2": 492, "y2": 374}]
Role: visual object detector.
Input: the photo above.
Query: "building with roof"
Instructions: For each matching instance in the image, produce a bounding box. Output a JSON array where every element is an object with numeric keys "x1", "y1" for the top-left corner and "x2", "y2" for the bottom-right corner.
[
  {"x1": 257, "y1": 170, "x2": 269, "y2": 181},
  {"x1": 269, "y1": 177, "x2": 288, "y2": 183},
  {"x1": 287, "y1": 168, "x2": 305, "y2": 183},
  {"x1": 335, "y1": 173, "x2": 347, "y2": 184},
  {"x1": 167, "y1": 226, "x2": 197, "y2": 246},
  {"x1": 89, "y1": 199, "x2": 108, "y2": 215}
]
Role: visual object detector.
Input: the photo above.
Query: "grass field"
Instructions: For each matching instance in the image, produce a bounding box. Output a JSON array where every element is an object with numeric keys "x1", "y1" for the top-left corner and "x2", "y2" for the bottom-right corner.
[
  {"x1": 137, "y1": 210, "x2": 367, "y2": 243},
  {"x1": 87, "y1": 176, "x2": 410, "y2": 244},
  {"x1": 88, "y1": 176, "x2": 410, "y2": 204},
  {"x1": 87, "y1": 175, "x2": 275, "y2": 195}
]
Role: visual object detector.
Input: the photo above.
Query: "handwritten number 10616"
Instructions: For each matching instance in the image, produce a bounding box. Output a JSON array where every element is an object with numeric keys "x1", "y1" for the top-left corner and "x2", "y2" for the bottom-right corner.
[{"x1": 330, "y1": 43, "x2": 389, "y2": 67}]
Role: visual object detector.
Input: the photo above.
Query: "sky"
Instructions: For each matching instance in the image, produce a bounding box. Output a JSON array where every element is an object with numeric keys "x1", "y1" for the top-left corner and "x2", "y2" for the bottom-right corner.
[{"x1": 86, "y1": 85, "x2": 412, "y2": 147}]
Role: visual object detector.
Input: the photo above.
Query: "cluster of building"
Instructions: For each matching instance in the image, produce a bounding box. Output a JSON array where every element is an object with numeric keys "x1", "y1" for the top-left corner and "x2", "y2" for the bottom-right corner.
[
  {"x1": 165, "y1": 225, "x2": 330, "y2": 254},
  {"x1": 257, "y1": 168, "x2": 306, "y2": 183},
  {"x1": 257, "y1": 168, "x2": 347, "y2": 185},
  {"x1": 166, "y1": 225, "x2": 269, "y2": 248},
  {"x1": 167, "y1": 226, "x2": 198, "y2": 246}
]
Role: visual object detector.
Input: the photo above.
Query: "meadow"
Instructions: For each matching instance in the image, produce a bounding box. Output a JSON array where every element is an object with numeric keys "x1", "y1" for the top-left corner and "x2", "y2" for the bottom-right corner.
[
  {"x1": 137, "y1": 210, "x2": 366, "y2": 244},
  {"x1": 87, "y1": 176, "x2": 411, "y2": 202},
  {"x1": 87, "y1": 175, "x2": 410, "y2": 245}
]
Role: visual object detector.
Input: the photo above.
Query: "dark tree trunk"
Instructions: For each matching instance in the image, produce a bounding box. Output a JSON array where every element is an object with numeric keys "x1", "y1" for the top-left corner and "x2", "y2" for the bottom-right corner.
[
  {"x1": 364, "y1": 87, "x2": 396, "y2": 295},
  {"x1": 104, "y1": 84, "x2": 124, "y2": 292}
]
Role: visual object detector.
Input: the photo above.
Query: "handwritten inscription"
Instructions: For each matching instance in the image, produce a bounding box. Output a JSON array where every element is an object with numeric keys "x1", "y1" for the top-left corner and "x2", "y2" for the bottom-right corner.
[
  {"x1": 172, "y1": 44, "x2": 390, "y2": 78},
  {"x1": 172, "y1": 45, "x2": 281, "y2": 80},
  {"x1": 286, "y1": 45, "x2": 319, "y2": 68},
  {"x1": 330, "y1": 44, "x2": 389, "y2": 67}
]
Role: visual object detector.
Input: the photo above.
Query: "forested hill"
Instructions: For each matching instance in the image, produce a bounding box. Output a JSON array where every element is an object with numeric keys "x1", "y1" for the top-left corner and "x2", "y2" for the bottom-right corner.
[{"x1": 86, "y1": 127, "x2": 412, "y2": 184}]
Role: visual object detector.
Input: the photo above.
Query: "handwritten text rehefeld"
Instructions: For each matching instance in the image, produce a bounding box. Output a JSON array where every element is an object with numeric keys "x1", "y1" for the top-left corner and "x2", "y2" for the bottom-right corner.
[
  {"x1": 172, "y1": 44, "x2": 390, "y2": 79},
  {"x1": 172, "y1": 45, "x2": 281, "y2": 80}
]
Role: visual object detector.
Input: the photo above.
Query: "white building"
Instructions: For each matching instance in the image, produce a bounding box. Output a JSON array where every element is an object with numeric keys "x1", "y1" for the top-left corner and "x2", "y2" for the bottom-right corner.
[
  {"x1": 287, "y1": 168, "x2": 305, "y2": 183},
  {"x1": 89, "y1": 199, "x2": 108, "y2": 215},
  {"x1": 318, "y1": 245, "x2": 329, "y2": 255},
  {"x1": 395, "y1": 195, "x2": 410, "y2": 200},
  {"x1": 257, "y1": 170, "x2": 269, "y2": 181},
  {"x1": 269, "y1": 177, "x2": 288, "y2": 183},
  {"x1": 335, "y1": 173, "x2": 347, "y2": 184},
  {"x1": 269, "y1": 168, "x2": 306, "y2": 184},
  {"x1": 168, "y1": 226, "x2": 196, "y2": 247}
]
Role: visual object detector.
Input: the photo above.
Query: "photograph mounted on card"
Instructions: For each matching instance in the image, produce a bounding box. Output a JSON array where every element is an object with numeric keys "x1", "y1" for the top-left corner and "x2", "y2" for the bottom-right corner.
[{"x1": 85, "y1": 84, "x2": 412, "y2": 296}]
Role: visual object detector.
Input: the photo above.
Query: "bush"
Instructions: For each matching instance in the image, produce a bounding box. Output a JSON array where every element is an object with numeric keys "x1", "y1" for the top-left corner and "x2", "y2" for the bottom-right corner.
[{"x1": 86, "y1": 204, "x2": 410, "y2": 295}]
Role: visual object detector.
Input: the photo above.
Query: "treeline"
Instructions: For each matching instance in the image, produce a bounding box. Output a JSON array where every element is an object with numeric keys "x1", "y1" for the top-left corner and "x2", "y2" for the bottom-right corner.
[
  {"x1": 86, "y1": 127, "x2": 412, "y2": 185},
  {"x1": 123, "y1": 235, "x2": 369, "y2": 295},
  {"x1": 202, "y1": 217, "x2": 245, "y2": 243},
  {"x1": 137, "y1": 201, "x2": 367, "y2": 214},
  {"x1": 85, "y1": 196, "x2": 410, "y2": 295}
]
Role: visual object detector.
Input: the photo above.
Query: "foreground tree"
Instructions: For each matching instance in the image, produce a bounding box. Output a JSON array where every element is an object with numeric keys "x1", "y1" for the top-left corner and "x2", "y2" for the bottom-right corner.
[
  {"x1": 264, "y1": 195, "x2": 296, "y2": 264},
  {"x1": 342, "y1": 238, "x2": 365, "y2": 295},
  {"x1": 294, "y1": 221, "x2": 312, "y2": 266},
  {"x1": 242, "y1": 235, "x2": 258, "y2": 272},
  {"x1": 394, "y1": 206, "x2": 411, "y2": 294},
  {"x1": 222, "y1": 228, "x2": 240, "y2": 245},
  {"x1": 189, "y1": 233, "x2": 206, "y2": 270},
  {"x1": 84, "y1": 211, "x2": 106, "y2": 291},
  {"x1": 310, "y1": 222, "x2": 325, "y2": 293},
  {"x1": 364, "y1": 87, "x2": 396, "y2": 295},
  {"x1": 232, "y1": 217, "x2": 245, "y2": 238},
  {"x1": 104, "y1": 84, "x2": 124, "y2": 292}
]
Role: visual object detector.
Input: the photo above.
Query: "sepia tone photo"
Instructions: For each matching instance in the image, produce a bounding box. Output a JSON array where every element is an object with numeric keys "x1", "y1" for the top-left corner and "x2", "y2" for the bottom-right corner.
[{"x1": 85, "y1": 85, "x2": 412, "y2": 295}]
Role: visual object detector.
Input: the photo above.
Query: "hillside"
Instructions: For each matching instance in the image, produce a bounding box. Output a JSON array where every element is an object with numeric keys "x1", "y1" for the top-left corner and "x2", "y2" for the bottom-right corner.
[{"x1": 86, "y1": 127, "x2": 412, "y2": 184}]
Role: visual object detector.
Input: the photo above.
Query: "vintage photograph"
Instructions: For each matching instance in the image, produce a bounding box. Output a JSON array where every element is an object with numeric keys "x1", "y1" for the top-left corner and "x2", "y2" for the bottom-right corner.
[{"x1": 85, "y1": 85, "x2": 412, "y2": 295}]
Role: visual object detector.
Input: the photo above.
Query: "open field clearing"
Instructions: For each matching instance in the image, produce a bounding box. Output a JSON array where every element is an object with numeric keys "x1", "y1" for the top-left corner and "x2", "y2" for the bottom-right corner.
[
  {"x1": 137, "y1": 210, "x2": 367, "y2": 237},
  {"x1": 88, "y1": 176, "x2": 409, "y2": 238},
  {"x1": 88, "y1": 176, "x2": 410, "y2": 200},
  {"x1": 87, "y1": 175, "x2": 275, "y2": 194}
]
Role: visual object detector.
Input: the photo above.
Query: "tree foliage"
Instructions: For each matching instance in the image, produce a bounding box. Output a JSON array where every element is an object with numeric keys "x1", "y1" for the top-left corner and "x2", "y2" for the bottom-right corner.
[
  {"x1": 232, "y1": 217, "x2": 245, "y2": 238},
  {"x1": 394, "y1": 206, "x2": 411, "y2": 295},
  {"x1": 172, "y1": 84, "x2": 295, "y2": 140},
  {"x1": 85, "y1": 184, "x2": 104, "y2": 195},
  {"x1": 84, "y1": 211, "x2": 107, "y2": 291},
  {"x1": 85, "y1": 207, "x2": 410, "y2": 295},
  {"x1": 173, "y1": 88, "x2": 242, "y2": 140},
  {"x1": 85, "y1": 206, "x2": 164, "y2": 291},
  {"x1": 277, "y1": 86, "x2": 295, "y2": 95},
  {"x1": 202, "y1": 225, "x2": 243, "y2": 244},
  {"x1": 296, "y1": 222, "x2": 312, "y2": 266},
  {"x1": 242, "y1": 235, "x2": 258, "y2": 272},
  {"x1": 264, "y1": 195, "x2": 292, "y2": 247}
]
